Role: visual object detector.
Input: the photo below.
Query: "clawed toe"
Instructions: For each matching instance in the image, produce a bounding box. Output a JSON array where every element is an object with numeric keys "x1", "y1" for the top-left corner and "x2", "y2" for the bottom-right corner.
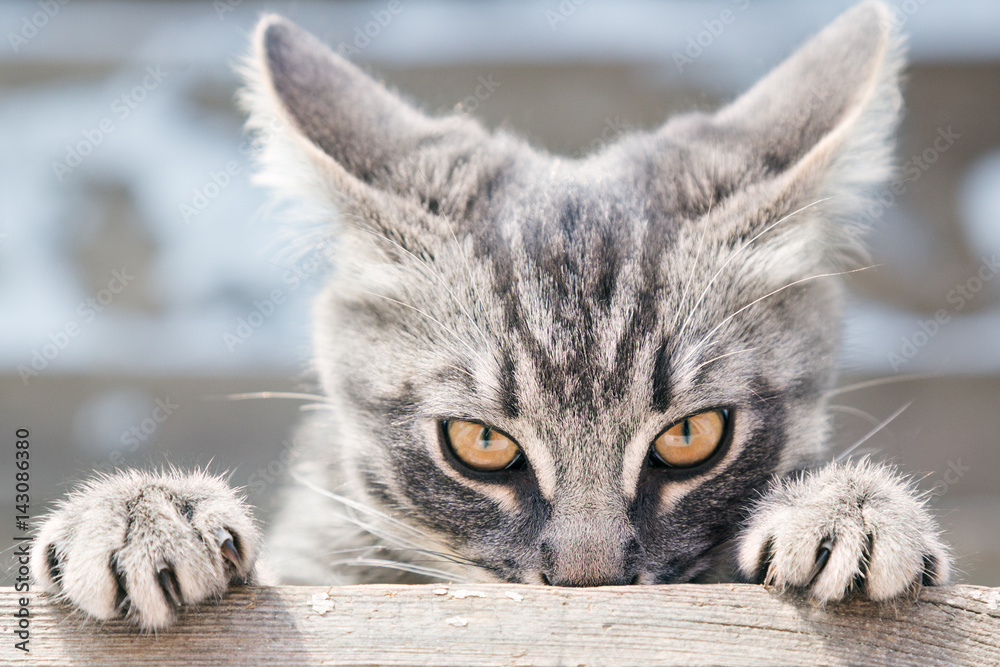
[
  {"x1": 216, "y1": 528, "x2": 245, "y2": 579},
  {"x1": 806, "y1": 537, "x2": 835, "y2": 587},
  {"x1": 157, "y1": 565, "x2": 183, "y2": 607}
]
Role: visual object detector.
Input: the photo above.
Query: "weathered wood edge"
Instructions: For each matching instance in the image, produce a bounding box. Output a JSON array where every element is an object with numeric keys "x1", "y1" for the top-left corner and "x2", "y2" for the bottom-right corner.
[{"x1": 2, "y1": 583, "x2": 999, "y2": 666}]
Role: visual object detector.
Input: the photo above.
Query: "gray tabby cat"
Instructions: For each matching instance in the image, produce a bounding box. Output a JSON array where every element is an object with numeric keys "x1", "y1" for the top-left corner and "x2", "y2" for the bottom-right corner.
[{"x1": 32, "y1": 1, "x2": 950, "y2": 630}]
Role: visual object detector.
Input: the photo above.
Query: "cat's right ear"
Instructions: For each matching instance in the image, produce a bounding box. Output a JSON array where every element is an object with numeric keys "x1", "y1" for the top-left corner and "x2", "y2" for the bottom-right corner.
[
  {"x1": 645, "y1": 1, "x2": 904, "y2": 272},
  {"x1": 240, "y1": 16, "x2": 494, "y2": 242}
]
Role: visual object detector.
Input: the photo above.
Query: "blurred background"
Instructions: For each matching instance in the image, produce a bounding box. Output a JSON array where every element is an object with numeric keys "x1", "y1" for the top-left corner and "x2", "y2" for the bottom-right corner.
[{"x1": 2, "y1": 0, "x2": 998, "y2": 586}]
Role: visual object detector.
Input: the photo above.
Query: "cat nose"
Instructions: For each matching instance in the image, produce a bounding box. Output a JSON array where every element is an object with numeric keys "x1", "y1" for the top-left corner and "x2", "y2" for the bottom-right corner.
[{"x1": 538, "y1": 536, "x2": 643, "y2": 587}]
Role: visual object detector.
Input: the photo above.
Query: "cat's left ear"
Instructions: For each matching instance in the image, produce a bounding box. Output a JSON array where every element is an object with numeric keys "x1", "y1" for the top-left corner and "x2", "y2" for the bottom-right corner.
[
  {"x1": 240, "y1": 16, "x2": 497, "y2": 244},
  {"x1": 661, "y1": 1, "x2": 904, "y2": 261}
]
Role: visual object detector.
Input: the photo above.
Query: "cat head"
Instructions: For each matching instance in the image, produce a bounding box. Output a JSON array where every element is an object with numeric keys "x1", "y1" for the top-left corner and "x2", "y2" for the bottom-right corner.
[{"x1": 242, "y1": 1, "x2": 903, "y2": 585}]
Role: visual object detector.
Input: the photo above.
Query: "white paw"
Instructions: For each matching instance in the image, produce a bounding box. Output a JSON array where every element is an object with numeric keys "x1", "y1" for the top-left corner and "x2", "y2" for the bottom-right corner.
[
  {"x1": 737, "y1": 460, "x2": 950, "y2": 602},
  {"x1": 32, "y1": 470, "x2": 260, "y2": 630}
]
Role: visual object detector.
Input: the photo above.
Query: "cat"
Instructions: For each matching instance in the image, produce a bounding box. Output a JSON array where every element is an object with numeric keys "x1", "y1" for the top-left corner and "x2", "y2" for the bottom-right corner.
[{"x1": 31, "y1": 0, "x2": 950, "y2": 630}]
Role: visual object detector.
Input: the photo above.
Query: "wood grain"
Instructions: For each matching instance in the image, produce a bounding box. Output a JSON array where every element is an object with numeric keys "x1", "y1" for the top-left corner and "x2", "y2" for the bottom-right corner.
[{"x1": 2, "y1": 584, "x2": 999, "y2": 666}]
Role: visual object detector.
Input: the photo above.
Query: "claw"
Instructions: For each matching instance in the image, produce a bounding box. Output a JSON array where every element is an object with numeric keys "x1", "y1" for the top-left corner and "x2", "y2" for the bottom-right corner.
[
  {"x1": 756, "y1": 538, "x2": 775, "y2": 587},
  {"x1": 763, "y1": 562, "x2": 778, "y2": 589},
  {"x1": 157, "y1": 565, "x2": 183, "y2": 607},
  {"x1": 110, "y1": 554, "x2": 129, "y2": 612},
  {"x1": 46, "y1": 544, "x2": 63, "y2": 589},
  {"x1": 921, "y1": 553, "x2": 938, "y2": 587},
  {"x1": 216, "y1": 528, "x2": 244, "y2": 578},
  {"x1": 806, "y1": 538, "x2": 835, "y2": 586}
]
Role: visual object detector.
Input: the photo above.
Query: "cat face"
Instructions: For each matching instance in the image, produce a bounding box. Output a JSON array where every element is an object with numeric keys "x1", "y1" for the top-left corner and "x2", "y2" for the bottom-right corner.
[{"x1": 244, "y1": 2, "x2": 903, "y2": 584}]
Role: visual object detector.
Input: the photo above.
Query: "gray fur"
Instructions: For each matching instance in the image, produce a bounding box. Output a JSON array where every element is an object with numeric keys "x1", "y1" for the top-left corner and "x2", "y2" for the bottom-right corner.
[{"x1": 32, "y1": 1, "x2": 949, "y2": 629}]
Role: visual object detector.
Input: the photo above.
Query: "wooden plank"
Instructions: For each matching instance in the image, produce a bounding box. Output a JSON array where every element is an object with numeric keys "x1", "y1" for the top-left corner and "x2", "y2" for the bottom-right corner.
[{"x1": 2, "y1": 584, "x2": 999, "y2": 666}]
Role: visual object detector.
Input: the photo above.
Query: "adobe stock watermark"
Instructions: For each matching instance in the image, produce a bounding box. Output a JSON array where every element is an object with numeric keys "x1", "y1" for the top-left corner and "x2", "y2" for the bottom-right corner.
[
  {"x1": 860, "y1": 126, "x2": 960, "y2": 226},
  {"x1": 455, "y1": 75, "x2": 500, "y2": 115},
  {"x1": 928, "y1": 458, "x2": 970, "y2": 499},
  {"x1": 393, "y1": 72, "x2": 501, "y2": 200},
  {"x1": 179, "y1": 161, "x2": 241, "y2": 223},
  {"x1": 51, "y1": 65, "x2": 169, "y2": 182},
  {"x1": 880, "y1": 0, "x2": 933, "y2": 31},
  {"x1": 337, "y1": 0, "x2": 404, "y2": 57},
  {"x1": 581, "y1": 115, "x2": 632, "y2": 156},
  {"x1": 246, "y1": 438, "x2": 295, "y2": 494},
  {"x1": 94, "y1": 397, "x2": 181, "y2": 474},
  {"x1": 235, "y1": 112, "x2": 289, "y2": 165},
  {"x1": 18, "y1": 267, "x2": 135, "y2": 385},
  {"x1": 887, "y1": 254, "x2": 1000, "y2": 371},
  {"x1": 673, "y1": 0, "x2": 751, "y2": 72},
  {"x1": 213, "y1": 0, "x2": 243, "y2": 20},
  {"x1": 179, "y1": 114, "x2": 286, "y2": 224},
  {"x1": 223, "y1": 242, "x2": 336, "y2": 352},
  {"x1": 545, "y1": 0, "x2": 588, "y2": 31},
  {"x1": 7, "y1": 0, "x2": 71, "y2": 53},
  {"x1": 420, "y1": 72, "x2": 501, "y2": 138}
]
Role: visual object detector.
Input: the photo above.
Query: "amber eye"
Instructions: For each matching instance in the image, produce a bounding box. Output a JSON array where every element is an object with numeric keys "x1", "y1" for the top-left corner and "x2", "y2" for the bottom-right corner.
[
  {"x1": 444, "y1": 421, "x2": 522, "y2": 472},
  {"x1": 651, "y1": 410, "x2": 729, "y2": 468}
]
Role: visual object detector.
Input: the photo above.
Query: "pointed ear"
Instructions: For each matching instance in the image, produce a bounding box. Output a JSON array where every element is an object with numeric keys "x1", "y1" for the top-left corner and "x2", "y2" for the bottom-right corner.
[
  {"x1": 240, "y1": 15, "x2": 496, "y2": 243},
  {"x1": 650, "y1": 2, "x2": 903, "y2": 264},
  {"x1": 718, "y1": 1, "x2": 903, "y2": 255},
  {"x1": 715, "y1": 1, "x2": 901, "y2": 177}
]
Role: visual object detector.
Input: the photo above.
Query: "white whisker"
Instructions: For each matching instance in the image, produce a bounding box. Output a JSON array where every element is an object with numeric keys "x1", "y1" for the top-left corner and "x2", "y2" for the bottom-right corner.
[
  {"x1": 834, "y1": 401, "x2": 912, "y2": 462},
  {"x1": 293, "y1": 501, "x2": 427, "y2": 557},
  {"x1": 669, "y1": 234, "x2": 706, "y2": 335},
  {"x1": 680, "y1": 265, "x2": 874, "y2": 370},
  {"x1": 272, "y1": 544, "x2": 479, "y2": 572},
  {"x1": 328, "y1": 557, "x2": 466, "y2": 582},
  {"x1": 692, "y1": 347, "x2": 758, "y2": 373},
  {"x1": 269, "y1": 546, "x2": 395, "y2": 566},
  {"x1": 293, "y1": 472, "x2": 429, "y2": 540},
  {"x1": 675, "y1": 197, "x2": 834, "y2": 342},
  {"x1": 330, "y1": 509, "x2": 427, "y2": 556},
  {"x1": 443, "y1": 226, "x2": 487, "y2": 343},
  {"x1": 298, "y1": 403, "x2": 336, "y2": 412},
  {"x1": 220, "y1": 391, "x2": 329, "y2": 403},
  {"x1": 359, "y1": 226, "x2": 492, "y2": 349},
  {"x1": 829, "y1": 373, "x2": 938, "y2": 397},
  {"x1": 291, "y1": 473, "x2": 475, "y2": 564},
  {"x1": 442, "y1": 364, "x2": 505, "y2": 398},
  {"x1": 360, "y1": 290, "x2": 485, "y2": 363},
  {"x1": 828, "y1": 404, "x2": 881, "y2": 427}
]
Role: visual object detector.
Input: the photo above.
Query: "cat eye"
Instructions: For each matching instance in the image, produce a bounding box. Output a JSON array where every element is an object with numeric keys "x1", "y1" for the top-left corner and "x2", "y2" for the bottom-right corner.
[
  {"x1": 444, "y1": 420, "x2": 523, "y2": 472},
  {"x1": 651, "y1": 410, "x2": 729, "y2": 468}
]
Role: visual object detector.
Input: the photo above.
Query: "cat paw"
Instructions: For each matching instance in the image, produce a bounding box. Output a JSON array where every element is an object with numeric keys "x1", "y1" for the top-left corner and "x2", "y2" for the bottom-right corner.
[
  {"x1": 31, "y1": 470, "x2": 260, "y2": 630},
  {"x1": 737, "y1": 460, "x2": 950, "y2": 602}
]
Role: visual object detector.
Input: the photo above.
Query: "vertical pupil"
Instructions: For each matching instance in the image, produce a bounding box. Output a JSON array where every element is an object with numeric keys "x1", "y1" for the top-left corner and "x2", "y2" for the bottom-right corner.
[
  {"x1": 481, "y1": 427, "x2": 493, "y2": 450},
  {"x1": 682, "y1": 419, "x2": 691, "y2": 444}
]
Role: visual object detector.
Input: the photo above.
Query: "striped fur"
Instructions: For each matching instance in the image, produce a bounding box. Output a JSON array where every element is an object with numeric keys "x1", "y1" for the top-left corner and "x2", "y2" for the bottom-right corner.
[
  {"x1": 249, "y1": 3, "x2": 935, "y2": 588},
  {"x1": 31, "y1": 3, "x2": 950, "y2": 631}
]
